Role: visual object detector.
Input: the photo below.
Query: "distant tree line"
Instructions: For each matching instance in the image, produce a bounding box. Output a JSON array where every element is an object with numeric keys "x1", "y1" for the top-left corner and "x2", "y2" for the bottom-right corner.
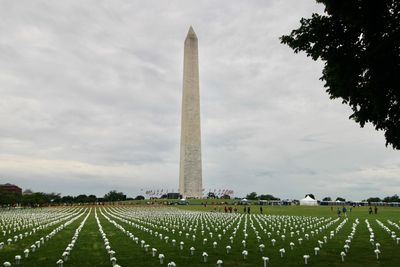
[
  {"x1": 322, "y1": 195, "x2": 400, "y2": 203},
  {"x1": 245, "y1": 192, "x2": 280, "y2": 201},
  {"x1": 0, "y1": 189, "x2": 139, "y2": 206},
  {"x1": 366, "y1": 195, "x2": 400, "y2": 203}
]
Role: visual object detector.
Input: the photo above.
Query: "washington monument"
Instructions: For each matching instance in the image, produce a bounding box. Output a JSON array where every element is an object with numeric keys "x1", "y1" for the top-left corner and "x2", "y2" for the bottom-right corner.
[{"x1": 179, "y1": 26, "x2": 203, "y2": 198}]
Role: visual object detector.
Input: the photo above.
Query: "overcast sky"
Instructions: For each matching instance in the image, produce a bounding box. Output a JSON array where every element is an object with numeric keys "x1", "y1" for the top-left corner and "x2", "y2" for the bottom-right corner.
[{"x1": 0, "y1": 0, "x2": 398, "y2": 200}]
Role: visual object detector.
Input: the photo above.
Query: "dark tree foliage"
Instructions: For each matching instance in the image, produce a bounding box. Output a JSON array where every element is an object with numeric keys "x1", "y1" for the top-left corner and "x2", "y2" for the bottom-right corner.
[
  {"x1": 135, "y1": 195, "x2": 145, "y2": 200},
  {"x1": 259, "y1": 194, "x2": 280, "y2": 201},
  {"x1": 48, "y1": 193, "x2": 62, "y2": 203},
  {"x1": 0, "y1": 192, "x2": 20, "y2": 205},
  {"x1": 0, "y1": 191, "x2": 100, "y2": 206},
  {"x1": 245, "y1": 192, "x2": 258, "y2": 200},
  {"x1": 383, "y1": 194, "x2": 399, "y2": 202},
  {"x1": 245, "y1": 192, "x2": 280, "y2": 200},
  {"x1": 281, "y1": 0, "x2": 400, "y2": 149},
  {"x1": 21, "y1": 192, "x2": 49, "y2": 206},
  {"x1": 367, "y1": 197, "x2": 382, "y2": 202},
  {"x1": 322, "y1": 196, "x2": 332, "y2": 201},
  {"x1": 88, "y1": 195, "x2": 97, "y2": 203},
  {"x1": 61, "y1": 195, "x2": 74, "y2": 203},
  {"x1": 104, "y1": 190, "x2": 126, "y2": 202},
  {"x1": 0, "y1": 192, "x2": 61, "y2": 206},
  {"x1": 74, "y1": 194, "x2": 89, "y2": 203},
  {"x1": 336, "y1": 197, "x2": 346, "y2": 202},
  {"x1": 221, "y1": 194, "x2": 231, "y2": 199}
]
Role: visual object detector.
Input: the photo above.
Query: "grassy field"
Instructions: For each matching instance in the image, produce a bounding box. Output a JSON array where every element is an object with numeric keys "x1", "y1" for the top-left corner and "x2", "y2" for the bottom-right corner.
[{"x1": 0, "y1": 205, "x2": 400, "y2": 266}]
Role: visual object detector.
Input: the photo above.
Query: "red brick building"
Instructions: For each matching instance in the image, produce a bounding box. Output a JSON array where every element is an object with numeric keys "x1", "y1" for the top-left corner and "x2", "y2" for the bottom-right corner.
[{"x1": 0, "y1": 183, "x2": 22, "y2": 194}]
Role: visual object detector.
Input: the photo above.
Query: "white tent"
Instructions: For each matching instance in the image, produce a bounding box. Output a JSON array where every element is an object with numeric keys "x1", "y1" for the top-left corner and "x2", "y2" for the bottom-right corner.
[
  {"x1": 299, "y1": 196, "x2": 318, "y2": 206},
  {"x1": 239, "y1": 198, "x2": 250, "y2": 205}
]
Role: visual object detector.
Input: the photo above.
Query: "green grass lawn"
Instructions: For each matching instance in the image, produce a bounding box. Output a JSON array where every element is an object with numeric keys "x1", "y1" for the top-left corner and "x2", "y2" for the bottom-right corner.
[{"x1": 0, "y1": 205, "x2": 399, "y2": 266}]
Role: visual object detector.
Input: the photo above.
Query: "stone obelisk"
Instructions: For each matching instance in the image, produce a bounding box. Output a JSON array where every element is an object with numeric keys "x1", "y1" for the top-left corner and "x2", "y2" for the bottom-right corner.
[{"x1": 179, "y1": 26, "x2": 202, "y2": 198}]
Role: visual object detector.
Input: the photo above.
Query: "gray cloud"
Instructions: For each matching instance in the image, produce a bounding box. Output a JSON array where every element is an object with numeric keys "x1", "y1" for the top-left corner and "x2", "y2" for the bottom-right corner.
[{"x1": 0, "y1": 0, "x2": 398, "y2": 200}]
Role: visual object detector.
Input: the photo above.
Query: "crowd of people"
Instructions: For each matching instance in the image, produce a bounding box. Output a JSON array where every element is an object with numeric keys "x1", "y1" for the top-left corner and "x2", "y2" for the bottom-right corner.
[
  {"x1": 213, "y1": 205, "x2": 265, "y2": 214},
  {"x1": 333, "y1": 205, "x2": 379, "y2": 217},
  {"x1": 212, "y1": 203, "x2": 382, "y2": 216}
]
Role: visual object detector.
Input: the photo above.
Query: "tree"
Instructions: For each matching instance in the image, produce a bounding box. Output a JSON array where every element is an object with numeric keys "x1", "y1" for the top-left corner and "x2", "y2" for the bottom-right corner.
[
  {"x1": 383, "y1": 194, "x2": 399, "y2": 202},
  {"x1": 21, "y1": 192, "x2": 50, "y2": 206},
  {"x1": 367, "y1": 197, "x2": 382, "y2": 203},
  {"x1": 135, "y1": 195, "x2": 145, "y2": 200},
  {"x1": 221, "y1": 194, "x2": 231, "y2": 199},
  {"x1": 0, "y1": 192, "x2": 21, "y2": 205},
  {"x1": 75, "y1": 194, "x2": 89, "y2": 203},
  {"x1": 88, "y1": 195, "x2": 97, "y2": 203},
  {"x1": 104, "y1": 190, "x2": 126, "y2": 202},
  {"x1": 281, "y1": 0, "x2": 400, "y2": 149},
  {"x1": 336, "y1": 197, "x2": 346, "y2": 202},
  {"x1": 246, "y1": 192, "x2": 258, "y2": 200},
  {"x1": 305, "y1": 194, "x2": 315, "y2": 200},
  {"x1": 259, "y1": 194, "x2": 280, "y2": 201},
  {"x1": 322, "y1": 197, "x2": 332, "y2": 201},
  {"x1": 47, "y1": 192, "x2": 61, "y2": 204},
  {"x1": 61, "y1": 195, "x2": 74, "y2": 204}
]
